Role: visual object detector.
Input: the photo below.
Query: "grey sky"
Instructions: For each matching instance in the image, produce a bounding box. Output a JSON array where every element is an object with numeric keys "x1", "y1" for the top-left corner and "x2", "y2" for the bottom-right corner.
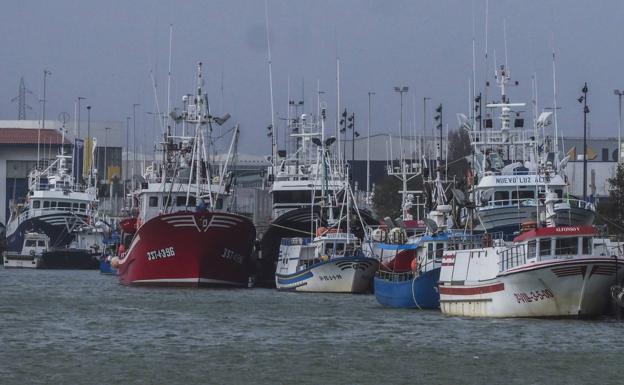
[{"x1": 1, "y1": 0, "x2": 623, "y2": 155}]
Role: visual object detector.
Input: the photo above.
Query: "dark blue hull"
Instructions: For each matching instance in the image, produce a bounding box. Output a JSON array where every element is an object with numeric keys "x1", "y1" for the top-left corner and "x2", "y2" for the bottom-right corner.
[
  {"x1": 374, "y1": 267, "x2": 441, "y2": 309},
  {"x1": 6, "y1": 213, "x2": 86, "y2": 252}
]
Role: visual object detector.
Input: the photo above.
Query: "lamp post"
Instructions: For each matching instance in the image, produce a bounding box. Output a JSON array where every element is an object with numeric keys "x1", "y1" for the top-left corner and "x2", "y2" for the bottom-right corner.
[
  {"x1": 125, "y1": 116, "x2": 130, "y2": 192},
  {"x1": 86, "y1": 105, "x2": 92, "y2": 187},
  {"x1": 132, "y1": 103, "x2": 140, "y2": 190},
  {"x1": 423, "y1": 96, "x2": 430, "y2": 162},
  {"x1": 39, "y1": 70, "x2": 51, "y2": 168},
  {"x1": 578, "y1": 83, "x2": 589, "y2": 200},
  {"x1": 104, "y1": 127, "x2": 110, "y2": 183},
  {"x1": 367, "y1": 91, "x2": 375, "y2": 198},
  {"x1": 614, "y1": 89, "x2": 624, "y2": 163}
]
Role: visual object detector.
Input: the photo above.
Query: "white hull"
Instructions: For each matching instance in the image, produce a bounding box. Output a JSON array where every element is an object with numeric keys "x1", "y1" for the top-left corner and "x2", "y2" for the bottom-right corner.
[
  {"x1": 3, "y1": 253, "x2": 43, "y2": 268},
  {"x1": 440, "y1": 257, "x2": 624, "y2": 318},
  {"x1": 275, "y1": 257, "x2": 378, "y2": 293}
]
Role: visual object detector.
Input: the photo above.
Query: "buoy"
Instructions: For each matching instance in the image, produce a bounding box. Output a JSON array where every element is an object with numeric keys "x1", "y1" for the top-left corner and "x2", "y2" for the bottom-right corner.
[{"x1": 110, "y1": 257, "x2": 120, "y2": 269}]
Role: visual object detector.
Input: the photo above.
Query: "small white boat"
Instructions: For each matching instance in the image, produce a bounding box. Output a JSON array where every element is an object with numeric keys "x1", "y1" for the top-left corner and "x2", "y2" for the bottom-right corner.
[
  {"x1": 3, "y1": 232, "x2": 49, "y2": 268},
  {"x1": 439, "y1": 225, "x2": 624, "y2": 318},
  {"x1": 275, "y1": 230, "x2": 378, "y2": 293}
]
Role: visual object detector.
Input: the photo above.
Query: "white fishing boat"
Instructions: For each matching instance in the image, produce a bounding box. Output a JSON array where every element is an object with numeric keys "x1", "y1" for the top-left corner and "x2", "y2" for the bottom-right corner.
[
  {"x1": 275, "y1": 230, "x2": 378, "y2": 293},
  {"x1": 3, "y1": 232, "x2": 48, "y2": 268},
  {"x1": 462, "y1": 64, "x2": 595, "y2": 236}
]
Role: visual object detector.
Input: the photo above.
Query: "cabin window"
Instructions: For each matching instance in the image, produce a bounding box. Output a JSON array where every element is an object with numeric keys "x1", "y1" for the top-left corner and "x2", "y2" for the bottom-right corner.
[
  {"x1": 427, "y1": 243, "x2": 433, "y2": 260},
  {"x1": 512, "y1": 190, "x2": 534, "y2": 200},
  {"x1": 188, "y1": 196, "x2": 196, "y2": 206},
  {"x1": 335, "y1": 242, "x2": 345, "y2": 256},
  {"x1": 37, "y1": 240, "x2": 46, "y2": 247},
  {"x1": 72, "y1": 202, "x2": 79, "y2": 210},
  {"x1": 555, "y1": 237, "x2": 578, "y2": 255},
  {"x1": 435, "y1": 243, "x2": 444, "y2": 260},
  {"x1": 554, "y1": 190, "x2": 563, "y2": 199},
  {"x1": 602, "y1": 148, "x2": 609, "y2": 161},
  {"x1": 527, "y1": 240, "x2": 536, "y2": 258},
  {"x1": 176, "y1": 196, "x2": 188, "y2": 207},
  {"x1": 32, "y1": 200, "x2": 40, "y2": 209},
  {"x1": 324, "y1": 243, "x2": 334, "y2": 256},
  {"x1": 148, "y1": 196, "x2": 159, "y2": 207},
  {"x1": 25, "y1": 240, "x2": 37, "y2": 247},
  {"x1": 539, "y1": 238, "x2": 551, "y2": 256},
  {"x1": 494, "y1": 191, "x2": 509, "y2": 205},
  {"x1": 50, "y1": 201, "x2": 57, "y2": 208},
  {"x1": 582, "y1": 237, "x2": 592, "y2": 254},
  {"x1": 43, "y1": 201, "x2": 50, "y2": 208},
  {"x1": 80, "y1": 203, "x2": 86, "y2": 210},
  {"x1": 58, "y1": 202, "x2": 71, "y2": 209},
  {"x1": 216, "y1": 198, "x2": 223, "y2": 210}
]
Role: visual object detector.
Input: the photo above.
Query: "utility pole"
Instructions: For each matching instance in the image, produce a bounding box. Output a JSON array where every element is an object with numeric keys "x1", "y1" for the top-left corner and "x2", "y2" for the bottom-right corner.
[{"x1": 579, "y1": 83, "x2": 589, "y2": 200}]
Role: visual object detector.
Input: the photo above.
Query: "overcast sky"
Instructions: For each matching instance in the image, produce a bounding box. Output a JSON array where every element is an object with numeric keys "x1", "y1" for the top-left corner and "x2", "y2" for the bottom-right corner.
[{"x1": 1, "y1": 0, "x2": 623, "y2": 155}]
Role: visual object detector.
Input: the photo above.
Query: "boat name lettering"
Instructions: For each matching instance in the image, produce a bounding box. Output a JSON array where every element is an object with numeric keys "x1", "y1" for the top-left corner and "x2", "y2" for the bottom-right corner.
[
  {"x1": 494, "y1": 176, "x2": 544, "y2": 184},
  {"x1": 513, "y1": 289, "x2": 554, "y2": 304},
  {"x1": 147, "y1": 247, "x2": 176, "y2": 261},
  {"x1": 221, "y1": 248, "x2": 244, "y2": 264},
  {"x1": 555, "y1": 227, "x2": 580, "y2": 232},
  {"x1": 319, "y1": 274, "x2": 343, "y2": 281}
]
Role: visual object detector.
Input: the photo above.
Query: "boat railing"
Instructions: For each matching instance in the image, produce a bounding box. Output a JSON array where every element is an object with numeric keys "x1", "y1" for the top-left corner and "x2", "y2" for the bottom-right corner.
[
  {"x1": 280, "y1": 238, "x2": 313, "y2": 246},
  {"x1": 498, "y1": 243, "x2": 527, "y2": 272},
  {"x1": 482, "y1": 197, "x2": 595, "y2": 212},
  {"x1": 376, "y1": 269, "x2": 416, "y2": 282}
]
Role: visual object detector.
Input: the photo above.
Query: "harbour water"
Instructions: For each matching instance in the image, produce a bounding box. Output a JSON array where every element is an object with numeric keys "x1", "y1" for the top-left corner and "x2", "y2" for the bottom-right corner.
[{"x1": 1, "y1": 268, "x2": 622, "y2": 385}]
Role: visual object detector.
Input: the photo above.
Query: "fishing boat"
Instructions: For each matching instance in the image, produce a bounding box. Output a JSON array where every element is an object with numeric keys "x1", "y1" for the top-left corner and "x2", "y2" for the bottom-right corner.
[
  {"x1": 275, "y1": 229, "x2": 378, "y2": 293},
  {"x1": 274, "y1": 107, "x2": 378, "y2": 293},
  {"x1": 439, "y1": 179, "x2": 623, "y2": 318},
  {"x1": 462, "y1": 64, "x2": 595, "y2": 236},
  {"x1": 4, "y1": 132, "x2": 102, "y2": 269},
  {"x1": 113, "y1": 63, "x2": 256, "y2": 287},
  {"x1": 3, "y1": 232, "x2": 48, "y2": 268}
]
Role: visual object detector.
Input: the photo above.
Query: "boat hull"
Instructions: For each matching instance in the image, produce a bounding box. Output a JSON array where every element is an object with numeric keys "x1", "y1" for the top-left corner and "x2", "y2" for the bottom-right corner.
[
  {"x1": 275, "y1": 256, "x2": 379, "y2": 293},
  {"x1": 374, "y1": 268, "x2": 441, "y2": 309},
  {"x1": 117, "y1": 211, "x2": 255, "y2": 287},
  {"x1": 3, "y1": 252, "x2": 43, "y2": 268},
  {"x1": 476, "y1": 205, "x2": 595, "y2": 236},
  {"x1": 6, "y1": 213, "x2": 87, "y2": 252},
  {"x1": 440, "y1": 257, "x2": 624, "y2": 318},
  {"x1": 40, "y1": 248, "x2": 100, "y2": 269}
]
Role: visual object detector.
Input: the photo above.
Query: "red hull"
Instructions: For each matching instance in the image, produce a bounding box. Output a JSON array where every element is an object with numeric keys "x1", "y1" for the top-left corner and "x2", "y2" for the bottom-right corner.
[{"x1": 117, "y1": 211, "x2": 255, "y2": 287}]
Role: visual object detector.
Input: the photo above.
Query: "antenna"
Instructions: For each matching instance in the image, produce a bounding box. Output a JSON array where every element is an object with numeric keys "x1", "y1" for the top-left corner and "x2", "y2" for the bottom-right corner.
[
  {"x1": 503, "y1": 18, "x2": 509, "y2": 70},
  {"x1": 483, "y1": 0, "x2": 490, "y2": 112},
  {"x1": 551, "y1": 42, "x2": 560, "y2": 161},
  {"x1": 264, "y1": 0, "x2": 277, "y2": 175}
]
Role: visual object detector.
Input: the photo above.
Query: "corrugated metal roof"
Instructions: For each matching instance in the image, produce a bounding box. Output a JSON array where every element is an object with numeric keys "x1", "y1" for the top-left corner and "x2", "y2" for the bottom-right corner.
[{"x1": 0, "y1": 128, "x2": 71, "y2": 145}]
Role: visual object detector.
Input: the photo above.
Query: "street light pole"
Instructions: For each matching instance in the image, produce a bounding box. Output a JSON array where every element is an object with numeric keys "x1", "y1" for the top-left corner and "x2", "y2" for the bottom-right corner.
[
  {"x1": 614, "y1": 89, "x2": 624, "y2": 163},
  {"x1": 579, "y1": 83, "x2": 589, "y2": 200},
  {"x1": 39, "y1": 70, "x2": 51, "y2": 168},
  {"x1": 132, "y1": 103, "x2": 140, "y2": 190},
  {"x1": 367, "y1": 91, "x2": 375, "y2": 198},
  {"x1": 423, "y1": 96, "x2": 430, "y2": 162},
  {"x1": 86, "y1": 105, "x2": 92, "y2": 188},
  {"x1": 125, "y1": 116, "x2": 130, "y2": 191}
]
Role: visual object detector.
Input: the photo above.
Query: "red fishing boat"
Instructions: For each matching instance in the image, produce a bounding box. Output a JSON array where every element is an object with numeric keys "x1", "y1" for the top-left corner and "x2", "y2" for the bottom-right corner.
[{"x1": 113, "y1": 63, "x2": 255, "y2": 287}]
